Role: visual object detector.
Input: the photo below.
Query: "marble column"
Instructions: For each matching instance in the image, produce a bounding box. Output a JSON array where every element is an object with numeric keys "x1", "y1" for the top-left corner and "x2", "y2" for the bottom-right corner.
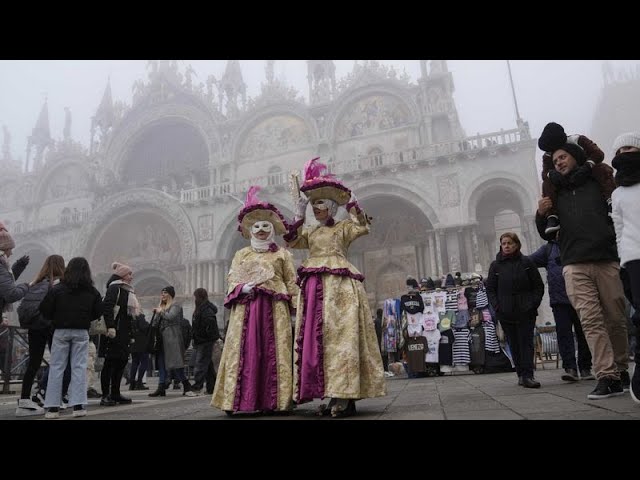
[{"x1": 208, "y1": 261, "x2": 214, "y2": 294}]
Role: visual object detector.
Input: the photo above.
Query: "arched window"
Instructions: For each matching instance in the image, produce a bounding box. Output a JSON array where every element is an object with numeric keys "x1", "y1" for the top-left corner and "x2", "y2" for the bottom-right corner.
[{"x1": 367, "y1": 147, "x2": 384, "y2": 168}]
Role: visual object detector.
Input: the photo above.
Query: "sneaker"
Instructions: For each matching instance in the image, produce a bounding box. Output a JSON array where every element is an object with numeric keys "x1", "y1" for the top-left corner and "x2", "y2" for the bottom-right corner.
[
  {"x1": 45, "y1": 407, "x2": 60, "y2": 419},
  {"x1": 587, "y1": 377, "x2": 625, "y2": 400},
  {"x1": 184, "y1": 390, "x2": 202, "y2": 397},
  {"x1": 60, "y1": 394, "x2": 69, "y2": 410},
  {"x1": 383, "y1": 371, "x2": 395, "y2": 378},
  {"x1": 579, "y1": 369, "x2": 595, "y2": 380},
  {"x1": 32, "y1": 389, "x2": 45, "y2": 407},
  {"x1": 561, "y1": 368, "x2": 579, "y2": 382},
  {"x1": 544, "y1": 215, "x2": 560, "y2": 235},
  {"x1": 87, "y1": 387, "x2": 102, "y2": 399},
  {"x1": 630, "y1": 369, "x2": 640, "y2": 405},
  {"x1": 620, "y1": 370, "x2": 631, "y2": 391},
  {"x1": 15, "y1": 398, "x2": 45, "y2": 417},
  {"x1": 72, "y1": 405, "x2": 87, "y2": 417}
]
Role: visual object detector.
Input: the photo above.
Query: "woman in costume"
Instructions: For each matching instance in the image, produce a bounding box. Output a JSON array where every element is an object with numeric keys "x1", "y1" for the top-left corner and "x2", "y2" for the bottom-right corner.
[
  {"x1": 211, "y1": 186, "x2": 299, "y2": 415},
  {"x1": 285, "y1": 157, "x2": 386, "y2": 418}
]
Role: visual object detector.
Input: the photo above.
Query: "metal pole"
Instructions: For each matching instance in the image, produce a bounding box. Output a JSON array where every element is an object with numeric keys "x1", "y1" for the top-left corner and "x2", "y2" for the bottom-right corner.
[{"x1": 507, "y1": 60, "x2": 521, "y2": 123}]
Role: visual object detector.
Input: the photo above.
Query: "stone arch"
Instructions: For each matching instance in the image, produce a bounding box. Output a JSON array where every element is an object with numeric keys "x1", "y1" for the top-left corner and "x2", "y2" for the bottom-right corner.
[
  {"x1": 104, "y1": 102, "x2": 221, "y2": 179},
  {"x1": 351, "y1": 178, "x2": 440, "y2": 228},
  {"x1": 33, "y1": 158, "x2": 93, "y2": 204},
  {"x1": 74, "y1": 188, "x2": 196, "y2": 264},
  {"x1": 463, "y1": 172, "x2": 538, "y2": 224},
  {"x1": 232, "y1": 104, "x2": 318, "y2": 163},
  {"x1": 328, "y1": 85, "x2": 420, "y2": 143},
  {"x1": 12, "y1": 240, "x2": 55, "y2": 284}
]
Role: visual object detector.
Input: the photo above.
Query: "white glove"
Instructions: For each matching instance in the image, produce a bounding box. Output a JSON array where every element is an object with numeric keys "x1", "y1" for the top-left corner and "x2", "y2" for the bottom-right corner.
[
  {"x1": 295, "y1": 196, "x2": 309, "y2": 218},
  {"x1": 241, "y1": 282, "x2": 256, "y2": 294},
  {"x1": 107, "y1": 328, "x2": 116, "y2": 339}
]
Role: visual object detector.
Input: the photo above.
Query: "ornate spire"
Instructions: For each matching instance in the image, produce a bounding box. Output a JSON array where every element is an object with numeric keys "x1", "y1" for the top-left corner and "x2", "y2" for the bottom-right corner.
[
  {"x1": 91, "y1": 78, "x2": 115, "y2": 155},
  {"x1": 219, "y1": 61, "x2": 247, "y2": 116},
  {"x1": 94, "y1": 78, "x2": 114, "y2": 130},
  {"x1": 307, "y1": 60, "x2": 336, "y2": 105},
  {"x1": 26, "y1": 98, "x2": 53, "y2": 171}
]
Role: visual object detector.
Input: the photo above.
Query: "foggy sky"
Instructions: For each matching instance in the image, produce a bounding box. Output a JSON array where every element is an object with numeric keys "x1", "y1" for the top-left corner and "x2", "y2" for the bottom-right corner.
[{"x1": 0, "y1": 60, "x2": 638, "y2": 167}]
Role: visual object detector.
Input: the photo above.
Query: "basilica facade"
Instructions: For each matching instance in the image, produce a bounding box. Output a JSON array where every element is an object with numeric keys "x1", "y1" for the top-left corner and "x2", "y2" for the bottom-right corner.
[{"x1": 0, "y1": 60, "x2": 542, "y2": 316}]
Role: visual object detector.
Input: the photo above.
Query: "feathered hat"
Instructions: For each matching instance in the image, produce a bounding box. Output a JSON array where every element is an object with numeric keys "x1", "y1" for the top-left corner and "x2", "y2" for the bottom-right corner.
[
  {"x1": 237, "y1": 186, "x2": 287, "y2": 239},
  {"x1": 299, "y1": 157, "x2": 351, "y2": 205}
]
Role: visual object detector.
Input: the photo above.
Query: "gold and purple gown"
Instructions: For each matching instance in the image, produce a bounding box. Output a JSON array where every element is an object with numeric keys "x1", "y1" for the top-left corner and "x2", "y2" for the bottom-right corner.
[
  {"x1": 285, "y1": 205, "x2": 386, "y2": 403},
  {"x1": 211, "y1": 246, "x2": 298, "y2": 412}
]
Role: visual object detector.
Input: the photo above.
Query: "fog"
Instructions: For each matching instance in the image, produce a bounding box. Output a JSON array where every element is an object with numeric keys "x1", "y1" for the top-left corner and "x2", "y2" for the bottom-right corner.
[{"x1": 0, "y1": 59, "x2": 638, "y2": 166}]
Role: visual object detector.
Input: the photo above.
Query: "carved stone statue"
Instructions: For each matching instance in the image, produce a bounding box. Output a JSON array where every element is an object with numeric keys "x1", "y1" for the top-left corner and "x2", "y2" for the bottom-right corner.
[{"x1": 63, "y1": 107, "x2": 72, "y2": 141}]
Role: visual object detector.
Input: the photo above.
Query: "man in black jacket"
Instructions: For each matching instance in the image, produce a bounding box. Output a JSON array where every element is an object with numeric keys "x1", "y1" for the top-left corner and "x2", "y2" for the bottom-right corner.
[
  {"x1": 535, "y1": 141, "x2": 628, "y2": 400},
  {"x1": 190, "y1": 288, "x2": 220, "y2": 395}
]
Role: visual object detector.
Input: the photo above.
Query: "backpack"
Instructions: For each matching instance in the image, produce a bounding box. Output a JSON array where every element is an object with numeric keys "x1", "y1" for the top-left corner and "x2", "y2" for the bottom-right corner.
[{"x1": 17, "y1": 281, "x2": 50, "y2": 329}]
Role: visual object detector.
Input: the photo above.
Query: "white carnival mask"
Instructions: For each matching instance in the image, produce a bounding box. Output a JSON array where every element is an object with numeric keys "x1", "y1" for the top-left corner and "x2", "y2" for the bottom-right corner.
[
  {"x1": 312, "y1": 199, "x2": 330, "y2": 210},
  {"x1": 251, "y1": 221, "x2": 273, "y2": 234}
]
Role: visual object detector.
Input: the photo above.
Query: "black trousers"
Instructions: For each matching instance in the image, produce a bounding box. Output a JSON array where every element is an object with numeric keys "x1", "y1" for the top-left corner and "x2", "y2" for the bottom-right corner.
[
  {"x1": 101, "y1": 357, "x2": 128, "y2": 397},
  {"x1": 21, "y1": 329, "x2": 49, "y2": 399},
  {"x1": 623, "y1": 260, "x2": 640, "y2": 364},
  {"x1": 500, "y1": 312, "x2": 537, "y2": 379}
]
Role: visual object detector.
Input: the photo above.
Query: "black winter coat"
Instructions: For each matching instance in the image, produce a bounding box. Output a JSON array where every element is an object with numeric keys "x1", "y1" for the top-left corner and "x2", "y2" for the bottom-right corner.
[
  {"x1": 192, "y1": 301, "x2": 220, "y2": 346},
  {"x1": 486, "y1": 251, "x2": 544, "y2": 324},
  {"x1": 39, "y1": 283, "x2": 103, "y2": 330},
  {"x1": 100, "y1": 283, "x2": 133, "y2": 360}
]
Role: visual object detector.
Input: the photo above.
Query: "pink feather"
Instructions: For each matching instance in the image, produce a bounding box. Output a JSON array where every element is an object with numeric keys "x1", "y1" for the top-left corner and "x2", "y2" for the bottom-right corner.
[
  {"x1": 245, "y1": 185, "x2": 262, "y2": 206},
  {"x1": 303, "y1": 157, "x2": 334, "y2": 181}
]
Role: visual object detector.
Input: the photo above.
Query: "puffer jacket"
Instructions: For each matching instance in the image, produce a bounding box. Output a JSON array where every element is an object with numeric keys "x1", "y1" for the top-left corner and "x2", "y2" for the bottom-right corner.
[
  {"x1": 528, "y1": 241, "x2": 570, "y2": 306},
  {"x1": 0, "y1": 257, "x2": 28, "y2": 313}
]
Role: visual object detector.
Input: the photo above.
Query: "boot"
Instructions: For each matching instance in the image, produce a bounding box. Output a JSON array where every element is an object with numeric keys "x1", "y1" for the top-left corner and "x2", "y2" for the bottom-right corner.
[
  {"x1": 111, "y1": 390, "x2": 132, "y2": 404},
  {"x1": 129, "y1": 381, "x2": 138, "y2": 391},
  {"x1": 182, "y1": 379, "x2": 192, "y2": 396},
  {"x1": 148, "y1": 384, "x2": 166, "y2": 397},
  {"x1": 136, "y1": 380, "x2": 149, "y2": 390}
]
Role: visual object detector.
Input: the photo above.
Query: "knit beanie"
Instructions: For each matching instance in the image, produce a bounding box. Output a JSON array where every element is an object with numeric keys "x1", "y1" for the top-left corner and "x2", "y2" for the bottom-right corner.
[
  {"x1": 444, "y1": 273, "x2": 456, "y2": 288},
  {"x1": 162, "y1": 285, "x2": 176, "y2": 298},
  {"x1": 538, "y1": 122, "x2": 567, "y2": 152},
  {"x1": 112, "y1": 261, "x2": 132, "y2": 278},
  {"x1": 554, "y1": 142, "x2": 586, "y2": 166},
  {"x1": 0, "y1": 221, "x2": 15, "y2": 251},
  {"x1": 612, "y1": 132, "x2": 640, "y2": 156},
  {"x1": 406, "y1": 276, "x2": 419, "y2": 290}
]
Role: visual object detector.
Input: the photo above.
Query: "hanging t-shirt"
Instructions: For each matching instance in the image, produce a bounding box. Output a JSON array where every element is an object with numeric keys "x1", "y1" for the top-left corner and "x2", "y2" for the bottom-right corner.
[
  {"x1": 438, "y1": 329, "x2": 455, "y2": 366},
  {"x1": 452, "y1": 328, "x2": 471, "y2": 366},
  {"x1": 425, "y1": 329, "x2": 441, "y2": 364},
  {"x1": 438, "y1": 311, "x2": 455, "y2": 332},
  {"x1": 445, "y1": 290, "x2": 459, "y2": 312},
  {"x1": 433, "y1": 291, "x2": 447, "y2": 314},
  {"x1": 457, "y1": 289, "x2": 469, "y2": 311},
  {"x1": 420, "y1": 292, "x2": 433, "y2": 310},
  {"x1": 423, "y1": 310, "x2": 439, "y2": 331},
  {"x1": 406, "y1": 336, "x2": 427, "y2": 373},
  {"x1": 406, "y1": 312, "x2": 424, "y2": 337},
  {"x1": 483, "y1": 319, "x2": 501, "y2": 353},
  {"x1": 475, "y1": 286, "x2": 489, "y2": 309},
  {"x1": 464, "y1": 286, "x2": 479, "y2": 310},
  {"x1": 400, "y1": 293, "x2": 425, "y2": 315}
]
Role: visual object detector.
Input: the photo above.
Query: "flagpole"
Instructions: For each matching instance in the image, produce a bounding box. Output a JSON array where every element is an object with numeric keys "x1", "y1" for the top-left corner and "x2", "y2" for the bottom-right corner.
[{"x1": 506, "y1": 60, "x2": 521, "y2": 123}]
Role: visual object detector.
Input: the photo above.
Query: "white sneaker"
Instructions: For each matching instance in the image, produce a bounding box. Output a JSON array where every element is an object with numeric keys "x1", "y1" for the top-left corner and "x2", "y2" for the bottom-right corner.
[
  {"x1": 72, "y1": 408, "x2": 87, "y2": 417},
  {"x1": 45, "y1": 409, "x2": 59, "y2": 419},
  {"x1": 184, "y1": 390, "x2": 202, "y2": 397},
  {"x1": 15, "y1": 399, "x2": 45, "y2": 417},
  {"x1": 384, "y1": 371, "x2": 395, "y2": 377}
]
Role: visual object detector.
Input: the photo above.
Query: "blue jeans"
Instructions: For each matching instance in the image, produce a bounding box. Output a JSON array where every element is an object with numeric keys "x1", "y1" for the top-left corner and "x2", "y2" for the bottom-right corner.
[
  {"x1": 44, "y1": 329, "x2": 88, "y2": 408},
  {"x1": 155, "y1": 352, "x2": 186, "y2": 384},
  {"x1": 552, "y1": 304, "x2": 592, "y2": 370}
]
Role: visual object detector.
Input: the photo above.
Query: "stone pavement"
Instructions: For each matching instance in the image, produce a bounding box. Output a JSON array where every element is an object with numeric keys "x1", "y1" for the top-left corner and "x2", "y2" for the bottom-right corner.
[{"x1": 0, "y1": 366, "x2": 638, "y2": 420}]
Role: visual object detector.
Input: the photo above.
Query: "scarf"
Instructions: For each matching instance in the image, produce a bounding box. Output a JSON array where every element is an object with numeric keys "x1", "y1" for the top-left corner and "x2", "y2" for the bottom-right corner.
[
  {"x1": 612, "y1": 151, "x2": 640, "y2": 187},
  {"x1": 251, "y1": 228, "x2": 276, "y2": 252},
  {"x1": 109, "y1": 279, "x2": 142, "y2": 317}
]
